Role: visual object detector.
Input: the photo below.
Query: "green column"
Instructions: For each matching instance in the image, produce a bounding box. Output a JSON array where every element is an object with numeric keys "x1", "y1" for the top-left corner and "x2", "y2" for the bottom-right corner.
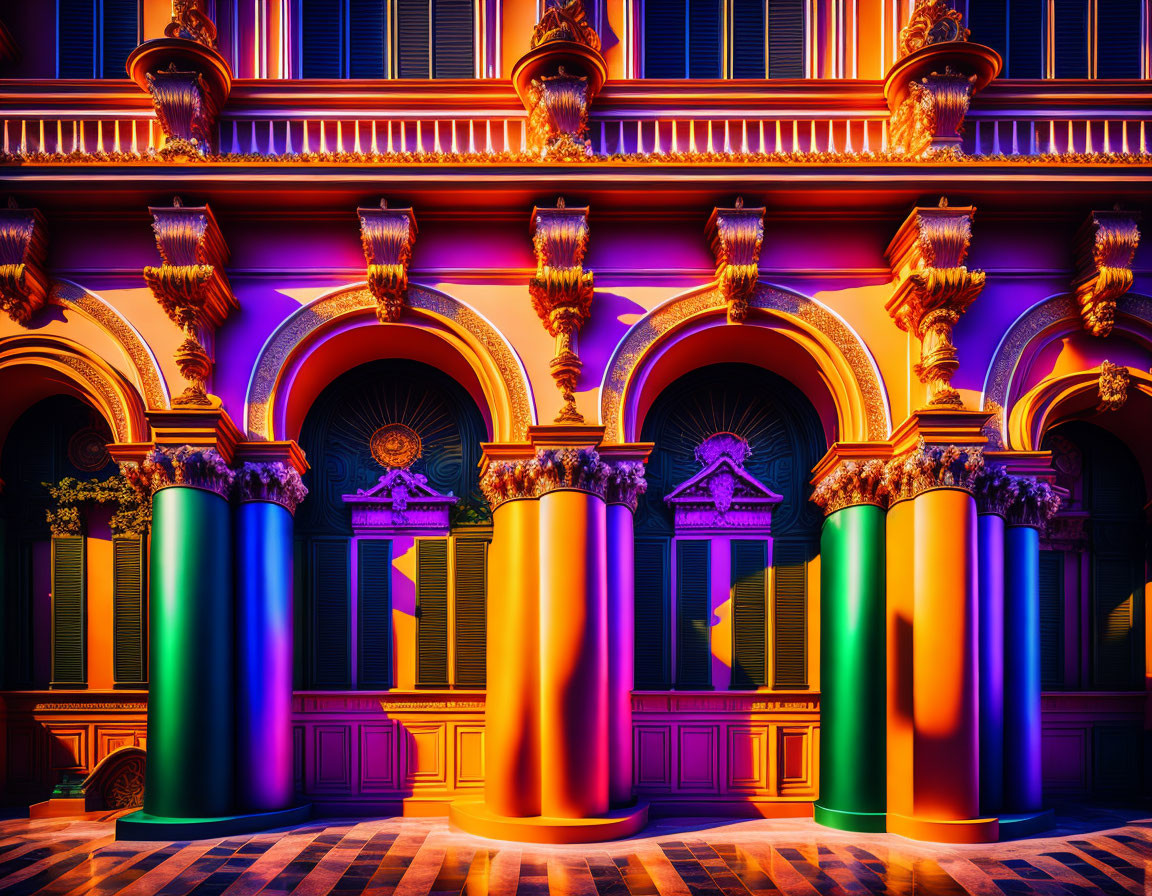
[
  {"x1": 815, "y1": 502, "x2": 886, "y2": 832},
  {"x1": 143, "y1": 485, "x2": 234, "y2": 819}
]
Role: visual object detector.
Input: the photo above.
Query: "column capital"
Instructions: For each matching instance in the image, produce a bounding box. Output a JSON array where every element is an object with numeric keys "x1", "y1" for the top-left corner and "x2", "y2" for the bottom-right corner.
[
  {"x1": 973, "y1": 465, "x2": 1013, "y2": 516},
  {"x1": 126, "y1": 445, "x2": 235, "y2": 499},
  {"x1": 884, "y1": 437, "x2": 984, "y2": 503},
  {"x1": 811, "y1": 443, "x2": 893, "y2": 515},
  {"x1": 1004, "y1": 477, "x2": 1062, "y2": 529},
  {"x1": 232, "y1": 440, "x2": 310, "y2": 514}
]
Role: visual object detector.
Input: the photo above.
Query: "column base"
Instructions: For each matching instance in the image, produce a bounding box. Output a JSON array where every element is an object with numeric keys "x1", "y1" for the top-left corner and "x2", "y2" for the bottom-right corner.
[
  {"x1": 814, "y1": 803, "x2": 887, "y2": 833},
  {"x1": 116, "y1": 804, "x2": 311, "y2": 841},
  {"x1": 998, "y1": 809, "x2": 1054, "y2": 840},
  {"x1": 886, "y1": 812, "x2": 999, "y2": 844},
  {"x1": 449, "y1": 798, "x2": 648, "y2": 844}
]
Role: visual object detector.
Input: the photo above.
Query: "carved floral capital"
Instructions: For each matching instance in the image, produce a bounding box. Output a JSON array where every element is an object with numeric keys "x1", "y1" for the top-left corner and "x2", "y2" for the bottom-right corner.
[
  {"x1": 235, "y1": 462, "x2": 308, "y2": 515},
  {"x1": 1072, "y1": 210, "x2": 1141, "y2": 338},
  {"x1": 973, "y1": 464, "x2": 1013, "y2": 516},
  {"x1": 0, "y1": 203, "x2": 48, "y2": 325},
  {"x1": 1005, "y1": 477, "x2": 1061, "y2": 528},
  {"x1": 481, "y1": 446, "x2": 609, "y2": 509},
  {"x1": 883, "y1": 438, "x2": 984, "y2": 502},
  {"x1": 358, "y1": 202, "x2": 417, "y2": 323},
  {"x1": 811, "y1": 458, "x2": 889, "y2": 515},
  {"x1": 605, "y1": 460, "x2": 648, "y2": 511},
  {"x1": 125, "y1": 445, "x2": 235, "y2": 499},
  {"x1": 1097, "y1": 361, "x2": 1131, "y2": 412},
  {"x1": 707, "y1": 199, "x2": 765, "y2": 323}
]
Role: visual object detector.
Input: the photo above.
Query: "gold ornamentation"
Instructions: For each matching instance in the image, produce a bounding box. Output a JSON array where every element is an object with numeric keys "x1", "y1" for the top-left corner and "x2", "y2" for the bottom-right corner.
[
  {"x1": 370, "y1": 423, "x2": 423, "y2": 469},
  {"x1": 1097, "y1": 361, "x2": 1130, "y2": 411},
  {"x1": 889, "y1": 67, "x2": 978, "y2": 157},
  {"x1": 103, "y1": 755, "x2": 146, "y2": 809},
  {"x1": 146, "y1": 64, "x2": 220, "y2": 158},
  {"x1": 981, "y1": 398, "x2": 1005, "y2": 450},
  {"x1": 1072, "y1": 210, "x2": 1141, "y2": 337},
  {"x1": 60, "y1": 353, "x2": 132, "y2": 442},
  {"x1": 358, "y1": 201, "x2": 417, "y2": 323},
  {"x1": 530, "y1": 0, "x2": 601, "y2": 51},
  {"x1": 234, "y1": 462, "x2": 308, "y2": 515},
  {"x1": 530, "y1": 199, "x2": 594, "y2": 423},
  {"x1": 526, "y1": 68, "x2": 593, "y2": 159},
  {"x1": 165, "y1": 0, "x2": 218, "y2": 48},
  {"x1": 883, "y1": 437, "x2": 984, "y2": 502},
  {"x1": 707, "y1": 198, "x2": 765, "y2": 323},
  {"x1": 811, "y1": 458, "x2": 889, "y2": 515},
  {"x1": 481, "y1": 446, "x2": 609, "y2": 510},
  {"x1": 124, "y1": 445, "x2": 235, "y2": 498},
  {"x1": 144, "y1": 198, "x2": 236, "y2": 406},
  {"x1": 0, "y1": 200, "x2": 48, "y2": 325},
  {"x1": 898, "y1": 0, "x2": 969, "y2": 59},
  {"x1": 886, "y1": 200, "x2": 985, "y2": 408}
]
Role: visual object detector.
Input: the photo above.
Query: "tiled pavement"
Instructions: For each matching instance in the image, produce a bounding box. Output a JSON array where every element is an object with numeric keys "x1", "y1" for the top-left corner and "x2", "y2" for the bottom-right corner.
[{"x1": 0, "y1": 807, "x2": 1149, "y2": 895}]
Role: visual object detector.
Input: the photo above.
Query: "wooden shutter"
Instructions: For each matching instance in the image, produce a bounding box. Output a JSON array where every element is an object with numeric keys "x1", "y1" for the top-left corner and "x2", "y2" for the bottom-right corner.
[
  {"x1": 396, "y1": 0, "x2": 431, "y2": 77},
  {"x1": 311, "y1": 539, "x2": 350, "y2": 689},
  {"x1": 1007, "y1": 0, "x2": 1043, "y2": 78},
  {"x1": 453, "y1": 538, "x2": 487, "y2": 688},
  {"x1": 687, "y1": 0, "x2": 722, "y2": 78},
  {"x1": 349, "y1": 0, "x2": 387, "y2": 77},
  {"x1": 767, "y1": 0, "x2": 804, "y2": 78},
  {"x1": 1038, "y1": 549, "x2": 1064, "y2": 689},
  {"x1": 1096, "y1": 0, "x2": 1141, "y2": 78},
  {"x1": 1053, "y1": 0, "x2": 1089, "y2": 78},
  {"x1": 100, "y1": 0, "x2": 138, "y2": 78},
  {"x1": 635, "y1": 539, "x2": 670, "y2": 689},
  {"x1": 59, "y1": 0, "x2": 96, "y2": 77},
  {"x1": 1092, "y1": 553, "x2": 1138, "y2": 689},
  {"x1": 51, "y1": 536, "x2": 86, "y2": 687},
  {"x1": 731, "y1": 0, "x2": 765, "y2": 78},
  {"x1": 772, "y1": 541, "x2": 807, "y2": 689},
  {"x1": 112, "y1": 536, "x2": 146, "y2": 686},
  {"x1": 644, "y1": 0, "x2": 686, "y2": 77},
  {"x1": 675, "y1": 540, "x2": 710, "y2": 688},
  {"x1": 302, "y1": 0, "x2": 344, "y2": 77},
  {"x1": 357, "y1": 539, "x2": 392, "y2": 689},
  {"x1": 432, "y1": 0, "x2": 474, "y2": 78},
  {"x1": 731, "y1": 540, "x2": 767, "y2": 689},
  {"x1": 416, "y1": 538, "x2": 449, "y2": 687}
]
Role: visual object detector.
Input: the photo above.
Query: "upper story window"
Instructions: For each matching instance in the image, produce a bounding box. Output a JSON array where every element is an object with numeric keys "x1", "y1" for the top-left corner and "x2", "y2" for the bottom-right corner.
[
  {"x1": 966, "y1": 0, "x2": 1145, "y2": 78},
  {"x1": 642, "y1": 0, "x2": 805, "y2": 79},
  {"x1": 299, "y1": 0, "x2": 475, "y2": 78},
  {"x1": 57, "y1": 0, "x2": 140, "y2": 78}
]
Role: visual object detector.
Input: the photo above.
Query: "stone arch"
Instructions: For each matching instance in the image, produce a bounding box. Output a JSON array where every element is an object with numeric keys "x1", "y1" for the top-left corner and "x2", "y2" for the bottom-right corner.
[
  {"x1": 244, "y1": 283, "x2": 536, "y2": 442},
  {"x1": 599, "y1": 282, "x2": 890, "y2": 444}
]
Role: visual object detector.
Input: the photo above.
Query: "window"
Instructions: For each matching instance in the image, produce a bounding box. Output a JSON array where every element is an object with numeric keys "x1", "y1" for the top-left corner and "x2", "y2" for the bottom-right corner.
[
  {"x1": 299, "y1": 0, "x2": 475, "y2": 78},
  {"x1": 642, "y1": 0, "x2": 804, "y2": 78},
  {"x1": 57, "y1": 0, "x2": 140, "y2": 78}
]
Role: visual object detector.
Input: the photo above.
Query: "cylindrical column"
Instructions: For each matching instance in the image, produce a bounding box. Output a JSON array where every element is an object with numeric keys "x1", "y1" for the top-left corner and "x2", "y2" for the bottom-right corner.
[
  {"x1": 605, "y1": 501, "x2": 635, "y2": 808},
  {"x1": 977, "y1": 510, "x2": 1005, "y2": 816},
  {"x1": 144, "y1": 484, "x2": 234, "y2": 819},
  {"x1": 484, "y1": 497, "x2": 541, "y2": 817},
  {"x1": 538, "y1": 489, "x2": 609, "y2": 818},
  {"x1": 885, "y1": 495, "x2": 916, "y2": 828},
  {"x1": 1004, "y1": 522, "x2": 1042, "y2": 814},
  {"x1": 816, "y1": 503, "x2": 886, "y2": 832}
]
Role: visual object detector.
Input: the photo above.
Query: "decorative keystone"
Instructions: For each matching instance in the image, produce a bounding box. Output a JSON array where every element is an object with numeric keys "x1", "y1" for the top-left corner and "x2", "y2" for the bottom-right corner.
[
  {"x1": 707, "y1": 198, "x2": 765, "y2": 323},
  {"x1": 1072, "y1": 210, "x2": 1141, "y2": 337},
  {"x1": 357, "y1": 201, "x2": 417, "y2": 323},
  {"x1": 1097, "y1": 361, "x2": 1131, "y2": 412},
  {"x1": 0, "y1": 199, "x2": 48, "y2": 325}
]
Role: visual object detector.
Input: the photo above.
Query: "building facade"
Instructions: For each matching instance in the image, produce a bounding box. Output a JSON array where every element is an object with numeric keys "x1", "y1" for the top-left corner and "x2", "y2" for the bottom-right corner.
[{"x1": 0, "y1": 0, "x2": 1149, "y2": 843}]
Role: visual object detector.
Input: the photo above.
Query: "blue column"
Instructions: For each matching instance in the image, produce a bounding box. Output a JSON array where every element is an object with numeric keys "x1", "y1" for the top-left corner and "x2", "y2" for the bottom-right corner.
[
  {"x1": 1004, "y1": 523, "x2": 1042, "y2": 814},
  {"x1": 977, "y1": 511, "x2": 1005, "y2": 816}
]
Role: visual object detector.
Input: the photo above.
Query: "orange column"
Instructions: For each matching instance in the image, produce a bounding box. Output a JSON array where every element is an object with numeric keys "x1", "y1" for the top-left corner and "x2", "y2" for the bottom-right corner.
[{"x1": 885, "y1": 495, "x2": 915, "y2": 826}]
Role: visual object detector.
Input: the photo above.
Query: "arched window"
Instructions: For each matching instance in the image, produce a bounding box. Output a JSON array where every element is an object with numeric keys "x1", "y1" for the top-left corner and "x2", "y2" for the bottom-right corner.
[
  {"x1": 57, "y1": 0, "x2": 140, "y2": 78},
  {"x1": 642, "y1": 0, "x2": 804, "y2": 79}
]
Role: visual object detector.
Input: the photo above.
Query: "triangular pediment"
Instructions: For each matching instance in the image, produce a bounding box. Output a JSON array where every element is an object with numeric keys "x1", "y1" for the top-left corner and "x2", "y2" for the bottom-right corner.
[
  {"x1": 664, "y1": 433, "x2": 781, "y2": 533},
  {"x1": 342, "y1": 468, "x2": 457, "y2": 533}
]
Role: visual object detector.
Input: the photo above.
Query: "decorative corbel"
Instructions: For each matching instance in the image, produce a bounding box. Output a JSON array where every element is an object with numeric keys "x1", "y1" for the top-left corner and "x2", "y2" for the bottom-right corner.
[
  {"x1": 886, "y1": 199, "x2": 985, "y2": 408},
  {"x1": 0, "y1": 199, "x2": 48, "y2": 325},
  {"x1": 1072, "y1": 210, "x2": 1141, "y2": 337},
  {"x1": 1097, "y1": 361, "x2": 1131, "y2": 412},
  {"x1": 707, "y1": 198, "x2": 765, "y2": 323},
  {"x1": 143, "y1": 198, "x2": 236, "y2": 406},
  {"x1": 529, "y1": 198, "x2": 594, "y2": 423},
  {"x1": 357, "y1": 201, "x2": 417, "y2": 323}
]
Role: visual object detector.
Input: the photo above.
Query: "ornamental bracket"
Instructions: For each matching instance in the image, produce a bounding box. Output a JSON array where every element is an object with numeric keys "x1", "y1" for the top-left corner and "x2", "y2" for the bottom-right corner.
[
  {"x1": 1072, "y1": 210, "x2": 1141, "y2": 337},
  {"x1": 885, "y1": 199, "x2": 985, "y2": 408},
  {"x1": 143, "y1": 198, "x2": 237, "y2": 406},
  {"x1": 530, "y1": 198, "x2": 594, "y2": 423},
  {"x1": 0, "y1": 199, "x2": 49, "y2": 325},
  {"x1": 357, "y1": 201, "x2": 417, "y2": 323},
  {"x1": 707, "y1": 198, "x2": 765, "y2": 323}
]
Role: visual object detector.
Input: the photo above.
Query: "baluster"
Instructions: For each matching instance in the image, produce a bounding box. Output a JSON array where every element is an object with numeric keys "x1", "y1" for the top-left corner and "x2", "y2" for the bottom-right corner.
[
  {"x1": 267, "y1": 119, "x2": 274, "y2": 155},
  {"x1": 689, "y1": 119, "x2": 696, "y2": 154},
  {"x1": 740, "y1": 119, "x2": 747, "y2": 154},
  {"x1": 757, "y1": 119, "x2": 764, "y2": 154},
  {"x1": 653, "y1": 119, "x2": 661, "y2": 154},
  {"x1": 618, "y1": 119, "x2": 626, "y2": 153},
  {"x1": 670, "y1": 119, "x2": 678, "y2": 153},
  {"x1": 722, "y1": 119, "x2": 730, "y2": 154},
  {"x1": 1048, "y1": 119, "x2": 1055, "y2": 154},
  {"x1": 59, "y1": 119, "x2": 66, "y2": 155},
  {"x1": 2, "y1": 119, "x2": 7, "y2": 153},
  {"x1": 338, "y1": 120, "x2": 346, "y2": 153},
  {"x1": 1141, "y1": 120, "x2": 1148, "y2": 155},
  {"x1": 774, "y1": 120, "x2": 782, "y2": 154},
  {"x1": 1010, "y1": 121, "x2": 1018, "y2": 155},
  {"x1": 485, "y1": 119, "x2": 493, "y2": 154},
  {"x1": 880, "y1": 118, "x2": 888, "y2": 153},
  {"x1": 248, "y1": 119, "x2": 255, "y2": 153},
  {"x1": 320, "y1": 120, "x2": 327, "y2": 153},
  {"x1": 469, "y1": 119, "x2": 475, "y2": 154},
  {"x1": 1085, "y1": 120, "x2": 1093, "y2": 155},
  {"x1": 1066, "y1": 119, "x2": 1073, "y2": 154},
  {"x1": 792, "y1": 119, "x2": 799, "y2": 153},
  {"x1": 302, "y1": 119, "x2": 310, "y2": 153},
  {"x1": 862, "y1": 119, "x2": 871, "y2": 153},
  {"x1": 502, "y1": 119, "x2": 509, "y2": 154},
  {"x1": 1103, "y1": 119, "x2": 1111, "y2": 154},
  {"x1": 96, "y1": 120, "x2": 103, "y2": 153},
  {"x1": 435, "y1": 119, "x2": 442, "y2": 154},
  {"x1": 371, "y1": 120, "x2": 378, "y2": 155},
  {"x1": 1028, "y1": 121, "x2": 1036, "y2": 155},
  {"x1": 353, "y1": 120, "x2": 361, "y2": 154},
  {"x1": 520, "y1": 119, "x2": 527, "y2": 152},
  {"x1": 147, "y1": 119, "x2": 154, "y2": 153},
  {"x1": 38, "y1": 119, "x2": 45, "y2": 153},
  {"x1": 706, "y1": 119, "x2": 714, "y2": 153},
  {"x1": 286, "y1": 120, "x2": 294, "y2": 155},
  {"x1": 636, "y1": 119, "x2": 644, "y2": 154},
  {"x1": 599, "y1": 120, "x2": 606, "y2": 154},
  {"x1": 417, "y1": 120, "x2": 424, "y2": 154},
  {"x1": 388, "y1": 120, "x2": 395, "y2": 154},
  {"x1": 810, "y1": 119, "x2": 817, "y2": 153},
  {"x1": 1122, "y1": 119, "x2": 1129, "y2": 155}
]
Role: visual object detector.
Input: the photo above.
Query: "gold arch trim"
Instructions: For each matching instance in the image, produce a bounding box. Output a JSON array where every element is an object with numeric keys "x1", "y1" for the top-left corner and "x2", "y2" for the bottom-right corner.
[
  {"x1": 245, "y1": 284, "x2": 534, "y2": 442},
  {"x1": 599, "y1": 283, "x2": 889, "y2": 443}
]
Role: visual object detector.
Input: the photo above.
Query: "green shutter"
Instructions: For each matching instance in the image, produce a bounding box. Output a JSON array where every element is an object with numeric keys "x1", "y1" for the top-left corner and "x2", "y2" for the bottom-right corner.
[
  {"x1": 454, "y1": 538, "x2": 487, "y2": 688},
  {"x1": 51, "y1": 535, "x2": 86, "y2": 688},
  {"x1": 311, "y1": 539, "x2": 350, "y2": 689},
  {"x1": 357, "y1": 539, "x2": 392, "y2": 690},
  {"x1": 1039, "y1": 549, "x2": 1064, "y2": 689},
  {"x1": 731, "y1": 540, "x2": 767, "y2": 690},
  {"x1": 772, "y1": 541, "x2": 808, "y2": 689},
  {"x1": 416, "y1": 538, "x2": 449, "y2": 688},
  {"x1": 635, "y1": 539, "x2": 670, "y2": 689},
  {"x1": 112, "y1": 536, "x2": 146, "y2": 687},
  {"x1": 675, "y1": 539, "x2": 711, "y2": 689}
]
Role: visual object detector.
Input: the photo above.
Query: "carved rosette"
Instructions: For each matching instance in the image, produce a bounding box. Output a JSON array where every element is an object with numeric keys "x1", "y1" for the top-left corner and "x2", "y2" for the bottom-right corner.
[
  {"x1": 530, "y1": 200, "x2": 594, "y2": 423},
  {"x1": 707, "y1": 200, "x2": 765, "y2": 323},
  {"x1": 1005, "y1": 477, "x2": 1061, "y2": 529},
  {"x1": 0, "y1": 203, "x2": 49, "y2": 325},
  {"x1": 883, "y1": 438, "x2": 984, "y2": 503},
  {"x1": 1097, "y1": 361, "x2": 1131, "y2": 412},
  {"x1": 358, "y1": 202, "x2": 417, "y2": 323},
  {"x1": 234, "y1": 462, "x2": 308, "y2": 515},
  {"x1": 481, "y1": 447, "x2": 609, "y2": 510},
  {"x1": 143, "y1": 200, "x2": 236, "y2": 406},
  {"x1": 605, "y1": 461, "x2": 648, "y2": 511},
  {"x1": 125, "y1": 445, "x2": 235, "y2": 499},
  {"x1": 973, "y1": 464, "x2": 1013, "y2": 516},
  {"x1": 886, "y1": 202, "x2": 985, "y2": 408},
  {"x1": 811, "y1": 458, "x2": 889, "y2": 516},
  {"x1": 1072, "y1": 211, "x2": 1141, "y2": 337}
]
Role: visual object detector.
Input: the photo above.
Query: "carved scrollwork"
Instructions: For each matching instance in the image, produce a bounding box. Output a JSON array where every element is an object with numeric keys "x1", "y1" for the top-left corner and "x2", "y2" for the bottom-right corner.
[
  {"x1": 812, "y1": 458, "x2": 889, "y2": 515},
  {"x1": 1097, "y1": 360, "x2": 1131, "y2": 412},
  {"x1": 358, "y1": 201, "x2": 417, "y2": 323},
  {"x1": 164, "y1": 0, "x2": 218, "y2": 48},
  {"x1": 898, "y1": 0, "x2": 970, "y2": 59},
  {"x1": 146, "y1": 64, "x2": 220, "y2": 158},
  {"x1": 0, "y1": 201, "x2": 48, "y2": 325},
  {"x1": 527, "y1": 68, "x2": 593, "y2": 159},
  {"x1": 884, "y1": 438, "x2": 984, "y2": 502},
  {"x1": 707, "y1": 198, "x2": 765, "y2": 323},
  {"x1": 531, "y1": 0, "x2": 601, "y2": 51},
  {"x1": 889, "y1": 67, "x2": 978, "y2": 157},
  {"x1": 1072, "y1": 210, "x2": 1141, "y2": 337}
]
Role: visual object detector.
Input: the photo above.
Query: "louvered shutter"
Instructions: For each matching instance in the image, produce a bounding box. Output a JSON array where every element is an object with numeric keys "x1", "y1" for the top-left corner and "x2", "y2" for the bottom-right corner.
[
  {"x1": 1038, "y1": 549, "x2": 1064, "y2": 689},
  {"x1": 59, "y1": 0, "x2": 97, "y2": 77},
  {"x1": 1096, "y1": 0, "x2": 1141, "y2": 78},
  {"x1": 644, "y1": 0, "x2": 686, "y2": 77},
  {"x1": 416, "y1": 538, "x2": 449, "y2": 687},
  {"x1": 396, "y1": 0, "x2": 431, "y2": 77},
  {"x1": 675, "y1": 540, "x2": 711, "y2": 688},
  {"x1": 1053, "y1": 0, "x2": 1089, "y2": 78},
  {"x1": 350, "y1": 0, "x2": 387, "y2": 77},
  {"x1": 767, "y1": 0, "x2": 804, "y2": 78},
  {"x1": 731, "y1": 540, "x2": 767, "y2": 689},
  {"x1": 311, "y1": 539, "x2": 350, "y2": 688},
  {"x1": 688, "y1": 0, "x2": 722, "y2": 78},
  {"x1": 634, "y1": 539, "x2": 670, "y2": 689},
  {"x1": 357, "y1": 539, "x2": 392, "y2": 689},
  {"x1": 100, "y1": 0, "x2": 138, "y2": 78},
  {"x1": 1092, "y1": 553, "x2": 1137, "y2": 689},
  {"x1": 51, "y1": 536, "x2": 86, "y2": 687},
  {"x1": 772, "y1": 541, "x2": 807, "y2": 689},
  {"x1": 432, "y1": 0, "x2": 474, "y2": 78},
  {"x1": 1007, "y1": 0, "x2": 1042, "y2": 78},
  {"x1": 731, "y1": 0, "x2": 764, "y2": 78},
  {"x1": 453, "y1": 538, "x2": 487, "y2": 688},
  {"x1": 293, "y1": 537, "x2": 307, "y2": 689},
  {"x1": 303, "y1": 0, "x2": 344, "y2": 77},
  {"x1": 112, "y1": 536, "x2": 146, "y2": 686}
]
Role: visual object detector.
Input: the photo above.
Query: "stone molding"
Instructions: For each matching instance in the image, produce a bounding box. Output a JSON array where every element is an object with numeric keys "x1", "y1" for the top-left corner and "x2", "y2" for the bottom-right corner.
[
  {"x1": 1072, "y1": 210, "x2": 1141, "y2": 338},
  {"x1": 883, "y1": 438, "x2": 984, "y2": 503}
]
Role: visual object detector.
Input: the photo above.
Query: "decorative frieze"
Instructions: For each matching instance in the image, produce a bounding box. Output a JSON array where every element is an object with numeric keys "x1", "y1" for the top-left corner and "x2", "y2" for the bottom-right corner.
[
  {"x1": 605, "y1": 461, "x2": 648, "y2": 511},
  {"x1": 1072, "y1": 210, "x2": 1141, "y2": 337},
  {"x1": 883, "y1": 438, "x2": 984, "y2": 502},
  {"x1": 886, "y1": 200, "x2": 985, "y2": 408},
  {"x1": 1097, "y1": 361, "x2": 1131, "y2": 412},
  {"x1": 125, "y1": 445, "x2": 235, "y2": 498},
  {"x1": 144, "y1": 199, "x2": 236, "y2": 406},
  {"x1": 480, "y1": 447, "x2": 610, "y2": 509},
  {"x1": 235, "y1": 462, "x2": 308, "y2": 515},
  {"x1": 357, "y1": 201, "x2": 417, "y2": 323},
  {"x1": 664, "y1": 433, "x2": 782, "y2": 532},
  {"x1": 0, "y1": 200, "x2": 48, "y2": 325},
  {"x1": 811, "y1": 458, "x2": 888, "y2": 516},
  {"x1": 1004, "y1": 477, "x2": 1061, "y2": 529},
  {"x1": 343, "y1": 468, "x2": 457, "y2": 531},
  {"x1": 529, "y1": 199, "x2": 594, "y2": 423},
  {"x1": 707, "y1": 198, "x2": 765, "y2": 323}
]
